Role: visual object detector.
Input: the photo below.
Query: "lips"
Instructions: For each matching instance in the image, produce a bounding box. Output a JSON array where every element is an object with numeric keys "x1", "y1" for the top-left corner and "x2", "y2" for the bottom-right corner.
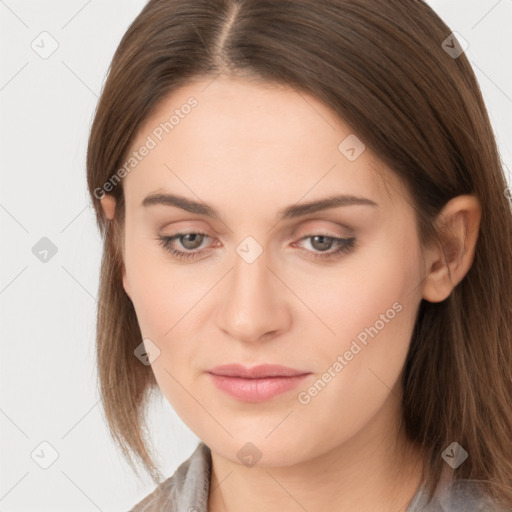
[
  {"x1": 207, "y1": 364, "x2": 312, "y2": 402},
  {"x1": 208, "y1": 363, "x2": 310, "y2": 379}
]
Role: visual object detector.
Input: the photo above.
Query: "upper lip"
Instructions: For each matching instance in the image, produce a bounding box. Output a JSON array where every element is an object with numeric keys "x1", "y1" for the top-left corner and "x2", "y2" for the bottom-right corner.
[{"x1": 208, "y1": 364, "x2": 310, "y2": 379}]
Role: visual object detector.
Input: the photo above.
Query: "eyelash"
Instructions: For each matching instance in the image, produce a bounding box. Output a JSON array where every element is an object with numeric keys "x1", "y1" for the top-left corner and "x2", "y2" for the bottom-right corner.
[{"x1": 156, "y1": 231, "x2": 356, "y2": 262}]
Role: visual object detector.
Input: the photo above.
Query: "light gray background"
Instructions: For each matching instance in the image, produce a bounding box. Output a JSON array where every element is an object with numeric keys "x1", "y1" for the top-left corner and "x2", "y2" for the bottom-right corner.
[{"x1": 1, "y1": 1, "x2": 511, "y2": 510}]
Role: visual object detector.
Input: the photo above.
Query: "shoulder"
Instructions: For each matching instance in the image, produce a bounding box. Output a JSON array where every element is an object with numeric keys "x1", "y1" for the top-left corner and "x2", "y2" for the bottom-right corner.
[
  {"x1": 440, "y1": 480, "x2": 512, "y2": 512},
  {"x1": 408, "y1": 478, "x2": 511, "y2": 512},
  {"x1": 129, "y1": 441, "x2": 212, "y2": 512}
]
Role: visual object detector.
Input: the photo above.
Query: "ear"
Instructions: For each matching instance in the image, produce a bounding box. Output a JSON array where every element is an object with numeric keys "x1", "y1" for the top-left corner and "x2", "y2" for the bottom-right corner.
[
  {"x1": 100, "y1": 194, "x2": 116, "y2": 220},
  {"x1": 421, "y1": 194, "x2": 482, "y2": 303},
  {"x1": 100, "y1": 194, "x2": 132, "y2": 300}
]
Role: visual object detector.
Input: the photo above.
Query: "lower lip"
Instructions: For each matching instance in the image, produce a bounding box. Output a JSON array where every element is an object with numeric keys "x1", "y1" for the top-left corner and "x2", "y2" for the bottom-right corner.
[{"x1": 207, "y1": 373, "x2": 310, "y2": 402}]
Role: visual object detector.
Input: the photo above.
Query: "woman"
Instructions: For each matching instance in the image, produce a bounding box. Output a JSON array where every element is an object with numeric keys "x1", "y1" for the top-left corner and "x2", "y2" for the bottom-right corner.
[{"x1": 86, "y1": 0, "x2": 512, "y2": 510}]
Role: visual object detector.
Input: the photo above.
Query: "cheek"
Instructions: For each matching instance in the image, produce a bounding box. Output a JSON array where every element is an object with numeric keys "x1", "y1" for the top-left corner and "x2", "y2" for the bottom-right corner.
[
  {"x1": 284, "y1": 248, "x2": 422, "y2": 445},
  {"x1": 301, "y1": 236, "x2": 422, "y2": 385},
  {"x1": 123, "y1": 230, "x2": 202, "y2": 337},
  {"x1": 123, "y1": 239, "x2": 167, "y2": 336}
]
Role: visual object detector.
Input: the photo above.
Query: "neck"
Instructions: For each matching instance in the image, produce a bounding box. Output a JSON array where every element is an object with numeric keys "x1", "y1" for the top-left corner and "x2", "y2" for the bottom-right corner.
[{"x1": 207, "y1": 395, "x2": 426, "y2": 512}]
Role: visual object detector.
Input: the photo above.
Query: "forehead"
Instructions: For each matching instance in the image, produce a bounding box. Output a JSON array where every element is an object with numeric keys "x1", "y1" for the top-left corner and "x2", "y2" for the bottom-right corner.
[{"x1": 122, "y1": 76, "x2": 404, "y2": 214}]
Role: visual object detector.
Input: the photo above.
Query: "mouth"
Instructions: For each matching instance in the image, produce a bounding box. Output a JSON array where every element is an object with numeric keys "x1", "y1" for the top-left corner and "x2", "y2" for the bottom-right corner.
[{"x1": 207, "y1": 364, "x2": 312, "y2": 402}]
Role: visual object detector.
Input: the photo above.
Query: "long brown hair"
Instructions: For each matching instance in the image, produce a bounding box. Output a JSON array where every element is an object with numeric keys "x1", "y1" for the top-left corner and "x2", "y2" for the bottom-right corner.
[{"x1": 86, "y1": 0, "x2": 512, "y2": 505}]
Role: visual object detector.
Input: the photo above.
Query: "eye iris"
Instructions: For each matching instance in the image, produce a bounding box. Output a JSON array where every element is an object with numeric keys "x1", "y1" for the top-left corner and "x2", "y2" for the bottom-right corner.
[
  {"x1": 311, "y1": 235, "x2": 333, "y2": 251},
  {"x1": 180, "y1": 233, "x2": 204, "y2": 250}
]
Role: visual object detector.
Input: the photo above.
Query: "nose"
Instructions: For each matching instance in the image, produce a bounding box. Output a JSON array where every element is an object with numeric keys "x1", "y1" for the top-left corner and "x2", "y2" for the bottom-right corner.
[{"x1": 215, "y1": 246, "x2": 291, "y2": 343}]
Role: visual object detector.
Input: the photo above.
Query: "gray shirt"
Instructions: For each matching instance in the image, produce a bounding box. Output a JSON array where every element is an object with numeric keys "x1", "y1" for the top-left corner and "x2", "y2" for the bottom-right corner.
[{"x1": 129, "y1": 441, "x2": 506, "y2": 511}]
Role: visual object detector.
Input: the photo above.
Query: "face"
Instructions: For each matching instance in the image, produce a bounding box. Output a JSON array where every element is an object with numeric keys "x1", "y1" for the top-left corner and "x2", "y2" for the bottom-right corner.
[{"x1": 111, "y1": 76, "x2": 427, "y2": 466}]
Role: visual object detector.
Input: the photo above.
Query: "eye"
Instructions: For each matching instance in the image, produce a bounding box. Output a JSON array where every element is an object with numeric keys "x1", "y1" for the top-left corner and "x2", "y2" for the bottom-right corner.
[
  {"x1": 155, "y1": 231, "x2": 357, "y2": 262},
  {"x1": 293, "y1": 233, "x2": 357, "y2": 261},
  {"x1": 157, "y1": 231, "x2": 212, "y2": 261}
]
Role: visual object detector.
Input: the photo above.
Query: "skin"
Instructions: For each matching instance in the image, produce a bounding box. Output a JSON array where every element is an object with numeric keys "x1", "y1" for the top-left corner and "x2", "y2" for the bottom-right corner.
[{"x1": 100, "y1": 76, "x2": 481, "y2": 512}]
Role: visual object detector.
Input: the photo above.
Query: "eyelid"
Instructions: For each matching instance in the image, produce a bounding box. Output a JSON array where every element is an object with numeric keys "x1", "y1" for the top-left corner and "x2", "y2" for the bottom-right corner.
[
  {"x1": 158, "y1": 227, "x2": 356, "y2": 258},
  {"x1": 159, "y1": 221, "x2": 353, "y2": 244},
  {"x1": 291, "y1": 221, "x2": 354, "y2": 239}
]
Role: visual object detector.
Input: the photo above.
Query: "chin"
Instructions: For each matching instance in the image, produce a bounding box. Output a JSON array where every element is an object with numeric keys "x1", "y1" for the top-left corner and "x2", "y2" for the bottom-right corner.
[{"x1": 207, "y1": 435, "x2": 312, "y2": 468}]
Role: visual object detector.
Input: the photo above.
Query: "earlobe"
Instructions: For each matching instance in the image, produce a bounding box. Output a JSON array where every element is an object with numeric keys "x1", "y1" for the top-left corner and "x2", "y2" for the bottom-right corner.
[
  {"x1": 100, "y1": 194, "x2": 116, "y2": 220},
  {"x1": 421, "y1": 195, "x2": 482, "y2": 303}
]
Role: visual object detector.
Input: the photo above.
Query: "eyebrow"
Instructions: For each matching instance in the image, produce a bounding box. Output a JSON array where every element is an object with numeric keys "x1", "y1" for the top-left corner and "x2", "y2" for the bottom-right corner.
[{"x1": 141, "y1": 192, "x2": 378, "y2": 221}]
